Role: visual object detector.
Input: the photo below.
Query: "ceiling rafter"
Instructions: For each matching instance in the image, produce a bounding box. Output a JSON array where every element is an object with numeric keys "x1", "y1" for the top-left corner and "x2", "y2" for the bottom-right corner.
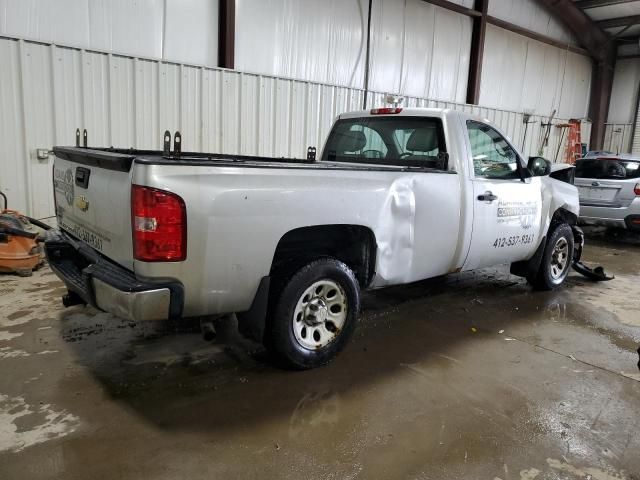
[
  {"x1": 597, "y1": 14, "x2": 640, "y2": 29},
  {"x1": 575, "y1": 0, "x2": 638, "y2": 9}
]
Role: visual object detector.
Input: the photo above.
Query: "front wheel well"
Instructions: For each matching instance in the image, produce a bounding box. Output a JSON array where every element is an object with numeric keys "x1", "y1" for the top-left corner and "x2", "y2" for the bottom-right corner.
[
  {"x1": 270, "y1": 225, "x2": 377, "y2": 288},
  {"x1": 551, "y1": 207, "x2": 578, "y2": 227}
]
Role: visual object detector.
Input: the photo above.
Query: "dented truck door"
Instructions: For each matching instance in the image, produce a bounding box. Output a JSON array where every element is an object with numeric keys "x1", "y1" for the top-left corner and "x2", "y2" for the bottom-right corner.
[{"x1": 462, "y1": 120, "x2": 543, "y2": 270}]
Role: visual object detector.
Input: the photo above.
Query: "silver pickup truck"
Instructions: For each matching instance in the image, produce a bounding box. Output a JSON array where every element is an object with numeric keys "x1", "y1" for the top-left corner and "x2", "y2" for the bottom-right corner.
[{"x1": 45, "y1": 108, "x2": 581, "y2": 369}]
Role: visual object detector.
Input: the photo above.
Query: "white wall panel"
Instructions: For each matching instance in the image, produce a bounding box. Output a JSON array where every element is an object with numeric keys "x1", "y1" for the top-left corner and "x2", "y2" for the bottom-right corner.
[
  {"x1": 89, "y1": 0, "x2": 164, "y2": 58},
  {"x1": 0, "y1": 0, "x2": 218, "y2": 67},
  {"x1": 164, "y1": 0, "x2": 218, "y2": 67},
  {"x1": 369, "y1": 0, "x2": 471, "y2": 102},
  {"x1": 235, "y1": 0, "x2": 366, "y2": 88},
  {"x1": 488, "y1": 0, "x2": 579, "y2": 46},
  {"x1": 82, "y1": 51, "x2": 110, "y2": 147},
  {"x1": 0, "y1": 36, "x2": 585, "y2": 218},
  {"x1": 480, "y1": 24, "x2": 591, "y2": 119},
  {"x1": 0, "y1": 39, "x2": 27, "y2": 214},
  {"x1": 0, "y1": 0, "x2": 90, "y2": 48},
  {"x1": 109, "y1": 55, "x2": 135, "y2": 148},
  {"x1": 134, "y1": 59, "x2": 160, "y2": 149},
  {"x1": 608, "y1": 58, "x2": 640, "y2": 124},
  {"x1": 21, "y1": 41, "x2": 55, "y2": 219},
  {"x1": 604, "y1": 124, "x2": 633, "y2": 155}
]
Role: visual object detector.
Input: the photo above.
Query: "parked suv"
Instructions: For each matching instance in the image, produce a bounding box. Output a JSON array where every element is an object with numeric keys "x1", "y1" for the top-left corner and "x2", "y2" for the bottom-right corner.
[{"x1": 575, "y1": 155, "x2": 640, "y2": 231}]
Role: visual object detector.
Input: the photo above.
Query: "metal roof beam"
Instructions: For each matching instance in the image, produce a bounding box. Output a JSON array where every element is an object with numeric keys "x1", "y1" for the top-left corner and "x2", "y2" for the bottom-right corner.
[
  {"x1": 420, "y1": 0, "x2": 481, "y2": 17},
  {"x1": 597, "y1": 15, "x2": 640, "y2": 29},
  {"x1": 575, "y1": 0, "x2": 637, "y2": 9}
]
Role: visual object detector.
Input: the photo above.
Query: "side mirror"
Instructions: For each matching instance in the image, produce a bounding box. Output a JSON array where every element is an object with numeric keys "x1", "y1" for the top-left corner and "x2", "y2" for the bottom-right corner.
[{"x1": 528, "y1": 156, "x2": 551, "y2": 176}]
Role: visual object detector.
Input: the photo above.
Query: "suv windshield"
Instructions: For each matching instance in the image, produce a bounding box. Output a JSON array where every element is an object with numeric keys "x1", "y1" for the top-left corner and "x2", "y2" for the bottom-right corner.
[
  {"x1": 321, "y1": 116, "x2": 448, "y2": 170},
  {"x1": 575, "y1": 158, "x2": 640, "y2": 180}
]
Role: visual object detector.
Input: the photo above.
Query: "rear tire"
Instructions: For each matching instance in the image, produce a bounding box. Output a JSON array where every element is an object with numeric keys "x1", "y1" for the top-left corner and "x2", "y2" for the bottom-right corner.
[
  {"x1": 266, "y1": 258, "x2": 360, "y2": 370},
  {"x1": 528, "y1": 223, "x2": 574, "y2": 290}
]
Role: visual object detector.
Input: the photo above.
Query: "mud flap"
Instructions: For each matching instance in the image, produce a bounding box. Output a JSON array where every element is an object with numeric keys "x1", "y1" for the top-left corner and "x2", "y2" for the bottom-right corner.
[
  {"x1": 571, "y1": 225, "x2": 584, "y2": 263},
  {"x1": 510, "y1": 235, "x2": 546, "y2": 279},
  {"x1": 236, "y1": 276, "x2": 271, "y2": 342}
]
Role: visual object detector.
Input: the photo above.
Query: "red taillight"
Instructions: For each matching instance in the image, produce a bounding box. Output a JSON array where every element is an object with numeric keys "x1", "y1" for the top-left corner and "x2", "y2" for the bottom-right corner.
[
  {"x1": 370, "y1": 107, "x2": 402, "y2": 115},
  {"x1": 634, "y1": 183, "x2": 640, "y2": 196},
  {"x1": 132, "y1": 185, "x2": 186, "y2": 262}
]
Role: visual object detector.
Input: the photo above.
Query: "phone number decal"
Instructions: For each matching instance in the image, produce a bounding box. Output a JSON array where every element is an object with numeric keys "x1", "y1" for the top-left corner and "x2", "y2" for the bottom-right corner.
[{"x1": 493, "y1": 234, "x2": 535, "y2": 248}]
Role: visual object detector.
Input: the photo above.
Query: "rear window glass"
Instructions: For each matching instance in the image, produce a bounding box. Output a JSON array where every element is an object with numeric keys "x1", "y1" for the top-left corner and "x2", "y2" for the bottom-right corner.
[
  {"x1": 322, "y1": 117, "x2": 448, "y2": 170},
  {"x1": 575, "y1": 159, "x2": 640, "y2": 180}
]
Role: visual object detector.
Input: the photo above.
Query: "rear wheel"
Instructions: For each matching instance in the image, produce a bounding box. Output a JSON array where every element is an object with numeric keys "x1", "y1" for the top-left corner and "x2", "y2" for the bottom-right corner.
[
  {"x1": 528, "y1": 223, "x2": 574, "y2": 290},
  {"x1": 266, "y1": 258, "x2": 360, "y2": 369}
]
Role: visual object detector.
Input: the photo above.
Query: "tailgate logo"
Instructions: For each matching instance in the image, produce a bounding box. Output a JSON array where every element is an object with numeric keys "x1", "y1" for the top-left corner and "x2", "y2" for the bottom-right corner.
[{"x1": 53, "y1": 168, "x2": 74, "y2": 206}]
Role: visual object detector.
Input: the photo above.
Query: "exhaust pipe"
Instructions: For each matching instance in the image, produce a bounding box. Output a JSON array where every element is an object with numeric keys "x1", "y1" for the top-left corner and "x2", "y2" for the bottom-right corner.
[
  {"x1": 201, "y1": 318, "x2": 217, "y2": 341},
  {"x1": 62, "y1": 291, "x2": 86, "y2": 308}
]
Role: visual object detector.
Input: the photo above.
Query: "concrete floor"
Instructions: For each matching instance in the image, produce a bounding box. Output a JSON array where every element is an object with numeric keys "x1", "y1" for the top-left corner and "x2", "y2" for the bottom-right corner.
[{"x1": 0, "y1": 228, "x2": 639, "y2": 480}]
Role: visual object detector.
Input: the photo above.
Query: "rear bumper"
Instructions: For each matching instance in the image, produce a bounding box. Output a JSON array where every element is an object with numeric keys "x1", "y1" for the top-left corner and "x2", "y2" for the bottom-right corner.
[
  {"x1": 44, "y1": 230, "x2": 184, "y2": 321},
  {"x1": 579, "y1": 199, "x2": 640, "y2": 231}
]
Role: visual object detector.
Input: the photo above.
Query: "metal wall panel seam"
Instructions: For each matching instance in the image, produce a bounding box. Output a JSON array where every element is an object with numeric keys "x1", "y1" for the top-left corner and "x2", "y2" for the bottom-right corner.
[
  {"x1": 303, "y1": 81, "x2": 310, "y2": 154},
  {"x1": 271, "y1": 79, "x2": 278, "y2": 157},
  {"x1": 200, "y1": 66, "x2": 205, "y2": 152},
  {"x1": 106, "y1": 53, "x2": 113, "y2": 145},
  {"x1": 133, "y1": 57, "x2": 139, "y2": 148},
  {"x1": 157, "y1": 60, "x2": 163, "y2": 148},
  {"x1": 50, "y1": 44, "x2": 59, "y2": 146},
  {"x1": 16, "y1": 39, "x2": 33, "y2": 214},
  {"x1": 238, "y1": 71, "x2": 244, "y2": 154},
  {"x1": 287, "y1": 78, "x2": 294, "y2": 157}
]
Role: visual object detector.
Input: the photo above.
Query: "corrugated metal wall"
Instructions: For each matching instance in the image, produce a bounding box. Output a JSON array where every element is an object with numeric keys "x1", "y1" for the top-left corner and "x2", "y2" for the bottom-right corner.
[
  {"x1": 480, "y1": 24, "x2": 592, "y2": 118},
  {"x1": 235, "y1": 0, "x2": 591, "y2": 117},
  {"x1": 488, "y1": 0, "x2": 580, "y2": 46},
  {"x1": 603, "y1": 123, "x2": 633, "y2": 154},
  {"x1": 0, "y1": 35, "x2": 584, "y2": 219},
  {"x1": 608, "y1": 58, "x2": 640, "y2": 125}
]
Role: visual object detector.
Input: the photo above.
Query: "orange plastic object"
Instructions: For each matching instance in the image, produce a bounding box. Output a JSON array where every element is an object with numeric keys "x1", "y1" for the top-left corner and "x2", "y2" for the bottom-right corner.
[
  {"x1": 0, "y1": 210, "x2": 42, "y2": 277},
  {"x1": 564, "y1": 119, "x2": 582, "y2": 165}
]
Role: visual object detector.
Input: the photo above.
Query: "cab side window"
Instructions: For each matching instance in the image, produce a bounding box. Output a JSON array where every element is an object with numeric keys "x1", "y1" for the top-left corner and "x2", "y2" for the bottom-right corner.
[{"x1": 467, "y1": 121, "x2": 521, "y2": 180}]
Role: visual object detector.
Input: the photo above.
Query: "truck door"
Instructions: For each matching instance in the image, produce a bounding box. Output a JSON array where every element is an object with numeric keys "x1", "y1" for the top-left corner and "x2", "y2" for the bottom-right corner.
[{"x1": 462, "y1": 120, "x2": 543, "y2": 270}]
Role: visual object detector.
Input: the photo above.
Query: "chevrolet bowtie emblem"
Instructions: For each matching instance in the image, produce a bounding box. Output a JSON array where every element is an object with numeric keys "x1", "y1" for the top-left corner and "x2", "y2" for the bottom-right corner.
[{"x1": 76, "y1": 196, "x2": 89, "y2": 212}]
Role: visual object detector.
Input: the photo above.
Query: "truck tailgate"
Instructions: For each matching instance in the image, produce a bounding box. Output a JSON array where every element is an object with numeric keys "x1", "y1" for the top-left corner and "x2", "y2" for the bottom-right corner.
[{"x1": 52, "y1": 147, "x2": 135, "y2": 270}]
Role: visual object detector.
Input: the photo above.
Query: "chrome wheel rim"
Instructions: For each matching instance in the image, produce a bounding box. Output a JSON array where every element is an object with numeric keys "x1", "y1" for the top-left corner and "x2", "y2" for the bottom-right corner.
[
  {"x1": 292, "y1": 279, "x2": 347, "y2": 350},
  {"x1": 550, "y1": 237, "x2": 569, "y2": 280}
]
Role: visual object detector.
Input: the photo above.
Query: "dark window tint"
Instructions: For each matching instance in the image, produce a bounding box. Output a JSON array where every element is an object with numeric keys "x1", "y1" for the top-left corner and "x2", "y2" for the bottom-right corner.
[
  {"x1": 575, "y1": 159, "x2": 640, "y2": 180},
  {"x1": 322, "y1": 117, "x2": 448, "y2": 170}
]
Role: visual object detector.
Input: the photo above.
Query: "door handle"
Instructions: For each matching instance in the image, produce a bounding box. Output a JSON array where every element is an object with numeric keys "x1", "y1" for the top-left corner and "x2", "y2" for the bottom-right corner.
[{"x1": 477, "y1": 191, "x2": 498, "y2": 202}]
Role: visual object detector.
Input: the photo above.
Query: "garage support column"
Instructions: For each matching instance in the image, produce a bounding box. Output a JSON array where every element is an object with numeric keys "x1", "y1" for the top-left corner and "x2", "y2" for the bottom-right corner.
[
  {"x1": 218, "y1": 0, "x2": 235, "y2": 69},
  {"x1": 589, "y1": 49, "x2": 616, "y2": 150},
  {"x1": 466, "y1": 0, "x2": 488, "y2": 105}
]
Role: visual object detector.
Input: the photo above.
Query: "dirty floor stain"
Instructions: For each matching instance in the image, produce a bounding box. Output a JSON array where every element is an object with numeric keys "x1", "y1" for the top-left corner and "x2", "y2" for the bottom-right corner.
[{"x1": 0, "y1": 227, "x2": 638, "y2": 479}]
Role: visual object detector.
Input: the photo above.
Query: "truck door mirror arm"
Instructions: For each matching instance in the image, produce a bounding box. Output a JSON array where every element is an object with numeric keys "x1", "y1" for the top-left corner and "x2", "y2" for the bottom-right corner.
[{"x1": 517, "y1": 155, "x2": 532, "y2": 182}]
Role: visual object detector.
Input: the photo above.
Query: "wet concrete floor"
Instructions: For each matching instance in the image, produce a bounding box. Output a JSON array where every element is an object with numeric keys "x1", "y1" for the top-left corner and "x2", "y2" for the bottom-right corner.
[{"x1": 0, "y1": 227, "x2": 639, "y2": 479}]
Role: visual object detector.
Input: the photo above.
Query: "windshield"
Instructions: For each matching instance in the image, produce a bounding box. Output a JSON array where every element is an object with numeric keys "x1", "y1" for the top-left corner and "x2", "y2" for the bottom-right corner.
[
  {"x1": 321, "y1": 116, "x2": 448, "y2": 170},
  {"x1": 575, "y1": 158, "x2": 640, "y2": 180}
]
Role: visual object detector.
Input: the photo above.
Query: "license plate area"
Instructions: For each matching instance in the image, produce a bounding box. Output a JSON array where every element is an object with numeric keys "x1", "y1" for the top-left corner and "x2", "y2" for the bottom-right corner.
[{"x1": 578, "y1": 186, "x2": 617, "y2": 202}]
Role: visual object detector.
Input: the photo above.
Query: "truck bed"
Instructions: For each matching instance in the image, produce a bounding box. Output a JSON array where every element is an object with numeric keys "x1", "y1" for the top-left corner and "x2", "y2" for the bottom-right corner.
[{"x1": 52, "y1": 146, "x2": 440, "y2": 173}]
